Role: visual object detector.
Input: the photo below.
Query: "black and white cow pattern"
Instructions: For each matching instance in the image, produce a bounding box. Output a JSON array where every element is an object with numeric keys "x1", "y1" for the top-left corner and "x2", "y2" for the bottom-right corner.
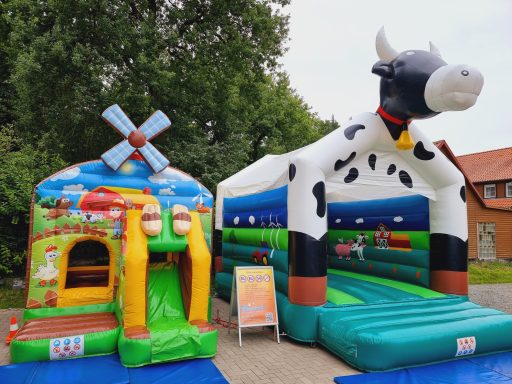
[
  {"x1": 312, "y1": 181, "x2": 326, "y2": 217},
  {"x1": 284, "y1": 27, "x2": 481, "y2": 289},
  {"x1": 287, "y1": 112, "x2": 468, "y2": 280},
  {"x1": 344, "y1": 124, "x2": 366, "y2": 140},
  {"x1": 344, "y1": 168, "x2": 359, "y2": 183},
  {"x1": 334, "y1": 151, "x2": 356, "y2": 171},
  {"x1": 368, "y1": 154, "x2": 377, "y2": 170},
  {"x1": 413, "y1": 141, "x2": 436, "y2": 161}
]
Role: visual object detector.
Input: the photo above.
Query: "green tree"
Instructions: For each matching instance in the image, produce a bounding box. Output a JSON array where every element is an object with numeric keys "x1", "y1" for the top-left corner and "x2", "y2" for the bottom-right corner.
[
  {"x1": 0, "y1": 0, "x2": 340, "y2": 275},
  {"x1": 0, "y1": 0, "x2": 14, "y2": 126},
  {"x1": 4, "y1": 1, "x2": 291, "y2": 174},
  {"x1": 0, "y1": 126, "x2": 67, "y2": 276}
]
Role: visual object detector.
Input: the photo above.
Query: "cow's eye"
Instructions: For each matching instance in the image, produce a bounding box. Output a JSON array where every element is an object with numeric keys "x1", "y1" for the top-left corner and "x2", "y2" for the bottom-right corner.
[{"x1": 461, "y1": 70, "x2": 469, "y2": 76}]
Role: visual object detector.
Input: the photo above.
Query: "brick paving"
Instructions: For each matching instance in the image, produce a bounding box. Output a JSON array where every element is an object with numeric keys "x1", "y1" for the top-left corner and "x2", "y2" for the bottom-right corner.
[
  {"x1": 1, "y1": 284, "x2": 509, "y2": 383},
  {"x1": 0, "y1": 301, "x2": 358, "y2": 383},
  {"x1": 211, "y1": 297, "x2": 358, "y2": 384}
]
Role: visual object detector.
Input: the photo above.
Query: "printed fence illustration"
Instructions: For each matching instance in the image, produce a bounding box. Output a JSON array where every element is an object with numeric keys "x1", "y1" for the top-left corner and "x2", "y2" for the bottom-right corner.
[{"x1": 32, "y1": 223, "x2": 107, "y2": 243}]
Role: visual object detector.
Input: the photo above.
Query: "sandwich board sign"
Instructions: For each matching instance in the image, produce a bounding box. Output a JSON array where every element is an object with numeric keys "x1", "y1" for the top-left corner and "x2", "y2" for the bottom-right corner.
[{"x1": 229, "y1": 266, "x2": 280, "y2": 347}]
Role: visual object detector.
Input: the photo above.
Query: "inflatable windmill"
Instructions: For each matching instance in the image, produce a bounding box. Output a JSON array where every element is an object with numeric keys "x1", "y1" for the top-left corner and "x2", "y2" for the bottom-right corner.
[{"x1": 101, "y1": 104, "x2": 171, "y2": 173}]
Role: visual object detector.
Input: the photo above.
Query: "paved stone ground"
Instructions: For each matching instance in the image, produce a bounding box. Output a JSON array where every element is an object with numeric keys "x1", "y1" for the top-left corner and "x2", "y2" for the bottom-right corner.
[
  {"x1": 0, "y1": 284, "x2": 511, "y2": 383},
  {"x1": 469, "y1": 283, "x2": 512, "y2": 313},
  {"x1": 210, "y1": 298, "x2": 358, "y2": 384}
]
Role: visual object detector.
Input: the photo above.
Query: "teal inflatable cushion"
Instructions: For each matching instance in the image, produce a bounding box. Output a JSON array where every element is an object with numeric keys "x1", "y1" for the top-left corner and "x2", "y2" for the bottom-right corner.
[{"x1": 319, "y1": 296, "x2": 512, "y2": 371}]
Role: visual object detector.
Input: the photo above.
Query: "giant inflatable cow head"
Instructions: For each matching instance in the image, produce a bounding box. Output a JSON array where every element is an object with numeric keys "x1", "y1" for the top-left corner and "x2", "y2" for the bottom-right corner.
[{"x1": 372, "y1": 27, "x2": 484, "y2": 122}]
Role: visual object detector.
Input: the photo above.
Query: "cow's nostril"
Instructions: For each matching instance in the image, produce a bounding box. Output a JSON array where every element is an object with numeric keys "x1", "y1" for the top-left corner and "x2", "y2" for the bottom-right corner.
[{"x1": 461, "y1": 70, "x2": 469, "y2": 76}]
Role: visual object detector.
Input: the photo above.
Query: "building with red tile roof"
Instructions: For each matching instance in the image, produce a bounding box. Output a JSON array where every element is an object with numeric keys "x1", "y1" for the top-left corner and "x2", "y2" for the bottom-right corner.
[
  {"x1": 435, "y1": 141, "x2": 512, "y2": 260},
  {"x1": 458, "y1": 147, "x2": 512, "y2": 184}
]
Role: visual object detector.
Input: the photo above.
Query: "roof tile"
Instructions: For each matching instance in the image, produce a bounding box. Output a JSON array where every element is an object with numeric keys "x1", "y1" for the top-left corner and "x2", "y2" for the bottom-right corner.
[
  {"x1": 457, "y1": 147, "x2": 512, "y2": 183},
  {"x1": 483, "y1": 198, "x2": 512, "y2": 210}
]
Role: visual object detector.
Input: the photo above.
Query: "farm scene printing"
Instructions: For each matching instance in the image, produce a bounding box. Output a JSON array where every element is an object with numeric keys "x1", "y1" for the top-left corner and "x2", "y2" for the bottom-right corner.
[{"x1": 28, "y1": 160, "x2": 213, "y2": 309}]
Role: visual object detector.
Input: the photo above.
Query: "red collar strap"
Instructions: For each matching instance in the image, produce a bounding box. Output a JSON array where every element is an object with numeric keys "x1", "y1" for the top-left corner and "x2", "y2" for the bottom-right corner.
[{"x1": 377, "y1": 106, "x2": 411, "y2": 126}]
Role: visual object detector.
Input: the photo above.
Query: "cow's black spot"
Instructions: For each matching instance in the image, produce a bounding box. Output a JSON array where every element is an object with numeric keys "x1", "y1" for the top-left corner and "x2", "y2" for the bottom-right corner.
[
  {"x1": 399, "y1": 170, "x2": 413, "y2": 188},
  {"x1": 344, "y1": 124, "x2": 365, "y2": 140},
  {"x1": 334, "y1": 151, "x2": 356, "y2": 171},
  {"x1": 460, "y1": 186, "x2": 466, "y2": 202},
  {"x1": 368, "y1": 153, "x2": 377, "y2": 170},
  {"x1": 430, "y1": 234, "x2": 468, "y2": 272},
  {"x1": 413, "y1": 141, "x2": 435, "y2": 160},
  {"x1": 344, "y1": 168, "x2": 359, "y2": 183},
  {"x1": 288, "y1": 231, "x2": 328, "y2": 277},
  {"x1": 312, "y1": 181, "x2": 326, "y2": 218},
  {"x1": 387, "y1": 164, "x2": 396, "y2": 175},
  {"x1": 289, "y1": 163, "x2": 296, "y2": 182}
]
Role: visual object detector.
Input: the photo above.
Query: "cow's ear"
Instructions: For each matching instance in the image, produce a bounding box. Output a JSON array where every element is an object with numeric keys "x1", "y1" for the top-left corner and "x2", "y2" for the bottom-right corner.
[{"x1": 372, "y1": 61, "x2": 394, "y2": 79}]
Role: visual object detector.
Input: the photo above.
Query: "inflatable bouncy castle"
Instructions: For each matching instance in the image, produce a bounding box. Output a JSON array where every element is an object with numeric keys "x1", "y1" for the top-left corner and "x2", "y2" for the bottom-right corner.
[
  {"x1": 11, "y1": 105, "x2": 217, "y2": 366},
  {"x1": 215, "y1": 28, "x2": 512, "y2": 371}
]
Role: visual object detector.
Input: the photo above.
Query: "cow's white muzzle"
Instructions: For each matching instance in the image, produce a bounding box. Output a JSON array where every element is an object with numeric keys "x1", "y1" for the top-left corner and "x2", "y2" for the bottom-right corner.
[{"x1": 424, "y1": 64, "x2": 484, "y2": 112}]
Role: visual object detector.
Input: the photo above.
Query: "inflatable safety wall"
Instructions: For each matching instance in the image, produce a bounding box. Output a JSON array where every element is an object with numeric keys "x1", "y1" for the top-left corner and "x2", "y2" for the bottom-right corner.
[
  {"x1": 216, "y1": 186, "x2": 289, "y2": 299},
  {"x1": 327, "y1": 195, "x2": 431, "y2": 287}
]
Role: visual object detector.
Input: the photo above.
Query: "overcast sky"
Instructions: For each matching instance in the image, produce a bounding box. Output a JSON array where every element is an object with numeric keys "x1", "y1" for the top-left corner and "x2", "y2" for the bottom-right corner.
[{"x1": 279, "y1": 0, "x2": 512, "y2": 156}]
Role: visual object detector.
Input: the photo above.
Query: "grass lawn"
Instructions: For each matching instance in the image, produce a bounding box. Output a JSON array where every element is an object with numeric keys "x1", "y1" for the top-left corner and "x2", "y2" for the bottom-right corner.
[
  {"x1": 0, "y1": 287, "x2": 24, "y2": 309},
  {"x1": 469, "y1": 261, "x2": 512, "y2": 284}
]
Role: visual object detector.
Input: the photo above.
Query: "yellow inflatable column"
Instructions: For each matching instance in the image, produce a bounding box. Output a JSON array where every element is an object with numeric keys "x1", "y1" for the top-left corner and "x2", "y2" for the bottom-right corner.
[
  {"x1": 124, "y1": 210, "x2": 148, "y2": 328},
  {"x1": 186, "y1": 212, "x2": 211, "y2": 322}
]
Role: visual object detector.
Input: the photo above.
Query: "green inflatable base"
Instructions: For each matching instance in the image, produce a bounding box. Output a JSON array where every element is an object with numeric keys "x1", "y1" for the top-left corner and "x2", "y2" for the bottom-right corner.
[
  {"x1": 118, "y1": 329, "x2": 218, "y2": 367},
  {"x1": 10, "y1": 326, "x2": 120, "y2": 364},
  {"x1": 116, "y1": 262, "x2": 218, "y2": 367}
]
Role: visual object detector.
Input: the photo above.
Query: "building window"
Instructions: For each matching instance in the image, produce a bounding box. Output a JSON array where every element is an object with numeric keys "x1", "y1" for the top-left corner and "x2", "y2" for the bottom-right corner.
[
  {"x1": 507, "y1": 182, "x2": 512, "y2": 198},
  {"x1": 484, "y1": 184, "x2": 496, "y2": 199},
  {"x1": 477, "y1": 223, "x2": 496, "y2": 260}
]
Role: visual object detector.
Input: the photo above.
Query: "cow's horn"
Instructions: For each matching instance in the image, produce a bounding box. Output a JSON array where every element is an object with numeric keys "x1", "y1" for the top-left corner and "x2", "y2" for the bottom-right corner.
[
  {"x1": 429, "y1": 41, "x2": 442, "y2": 58},
  {"x1": 376, "y1": 27, "x2": 399, "y2": 62}
]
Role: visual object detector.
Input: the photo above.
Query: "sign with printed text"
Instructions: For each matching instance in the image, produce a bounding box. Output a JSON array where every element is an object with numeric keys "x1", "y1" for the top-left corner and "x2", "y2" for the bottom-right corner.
[
  {"x1": 455, "y1": 336, "x2": 476, "y2": 357},
  {"x1": 50, "y1": 335, "x2": 84, "y2": 360},
  {"x1": 233, "y1": 266, "x2": 278, "y2": 327}
]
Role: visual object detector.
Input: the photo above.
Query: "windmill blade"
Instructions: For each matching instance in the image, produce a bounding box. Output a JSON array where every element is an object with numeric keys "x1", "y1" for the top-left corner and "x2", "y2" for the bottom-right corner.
[
  {"x1": 139, "y1": 110, "x2": 171, "y2": 141},
  {"x1": 101, "y1": 140, "x2": 136, "y2": 171},
  {"x1": 101, "y1": 104, "x2": 137, "y2": 138},
  {"x1": 192, "y1": 194, "x2": 200, "y2": 202},
  {"x1": 138, "y1": 141, "x2": 170, "y2": 173},
  {"x1": 198, "y1": 185, "x2": 213, "y2": 198}
]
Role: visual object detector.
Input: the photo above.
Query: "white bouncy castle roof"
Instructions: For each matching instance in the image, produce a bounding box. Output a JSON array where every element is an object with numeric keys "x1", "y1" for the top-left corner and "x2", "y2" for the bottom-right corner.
[{"x1": 215, "y1": 113, "x2": 451, "y2": 230}]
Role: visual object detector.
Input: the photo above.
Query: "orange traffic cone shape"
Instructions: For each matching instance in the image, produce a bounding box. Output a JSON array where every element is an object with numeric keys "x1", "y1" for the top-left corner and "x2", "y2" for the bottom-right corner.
[{"x1": 5, "y1": 316, "x2": 19, "y2": 345}]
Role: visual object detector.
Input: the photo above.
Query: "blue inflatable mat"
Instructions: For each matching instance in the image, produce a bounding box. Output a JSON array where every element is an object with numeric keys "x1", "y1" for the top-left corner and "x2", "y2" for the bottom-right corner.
[
  {"x1": 0, "y1": 354, "x2": 228, "y2": 384},
  {"x1": 334, "y1": 351, "x2": 512, "y2": 383}
]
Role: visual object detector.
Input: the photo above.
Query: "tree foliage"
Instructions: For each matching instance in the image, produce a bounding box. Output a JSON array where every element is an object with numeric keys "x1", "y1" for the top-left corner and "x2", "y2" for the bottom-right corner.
[
  {"x1": 0, "y1": 0, "x2": 338, "y2": 276},
  {"x1": 0, "y1": 126, "x2": 66, "y2": 275}
]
